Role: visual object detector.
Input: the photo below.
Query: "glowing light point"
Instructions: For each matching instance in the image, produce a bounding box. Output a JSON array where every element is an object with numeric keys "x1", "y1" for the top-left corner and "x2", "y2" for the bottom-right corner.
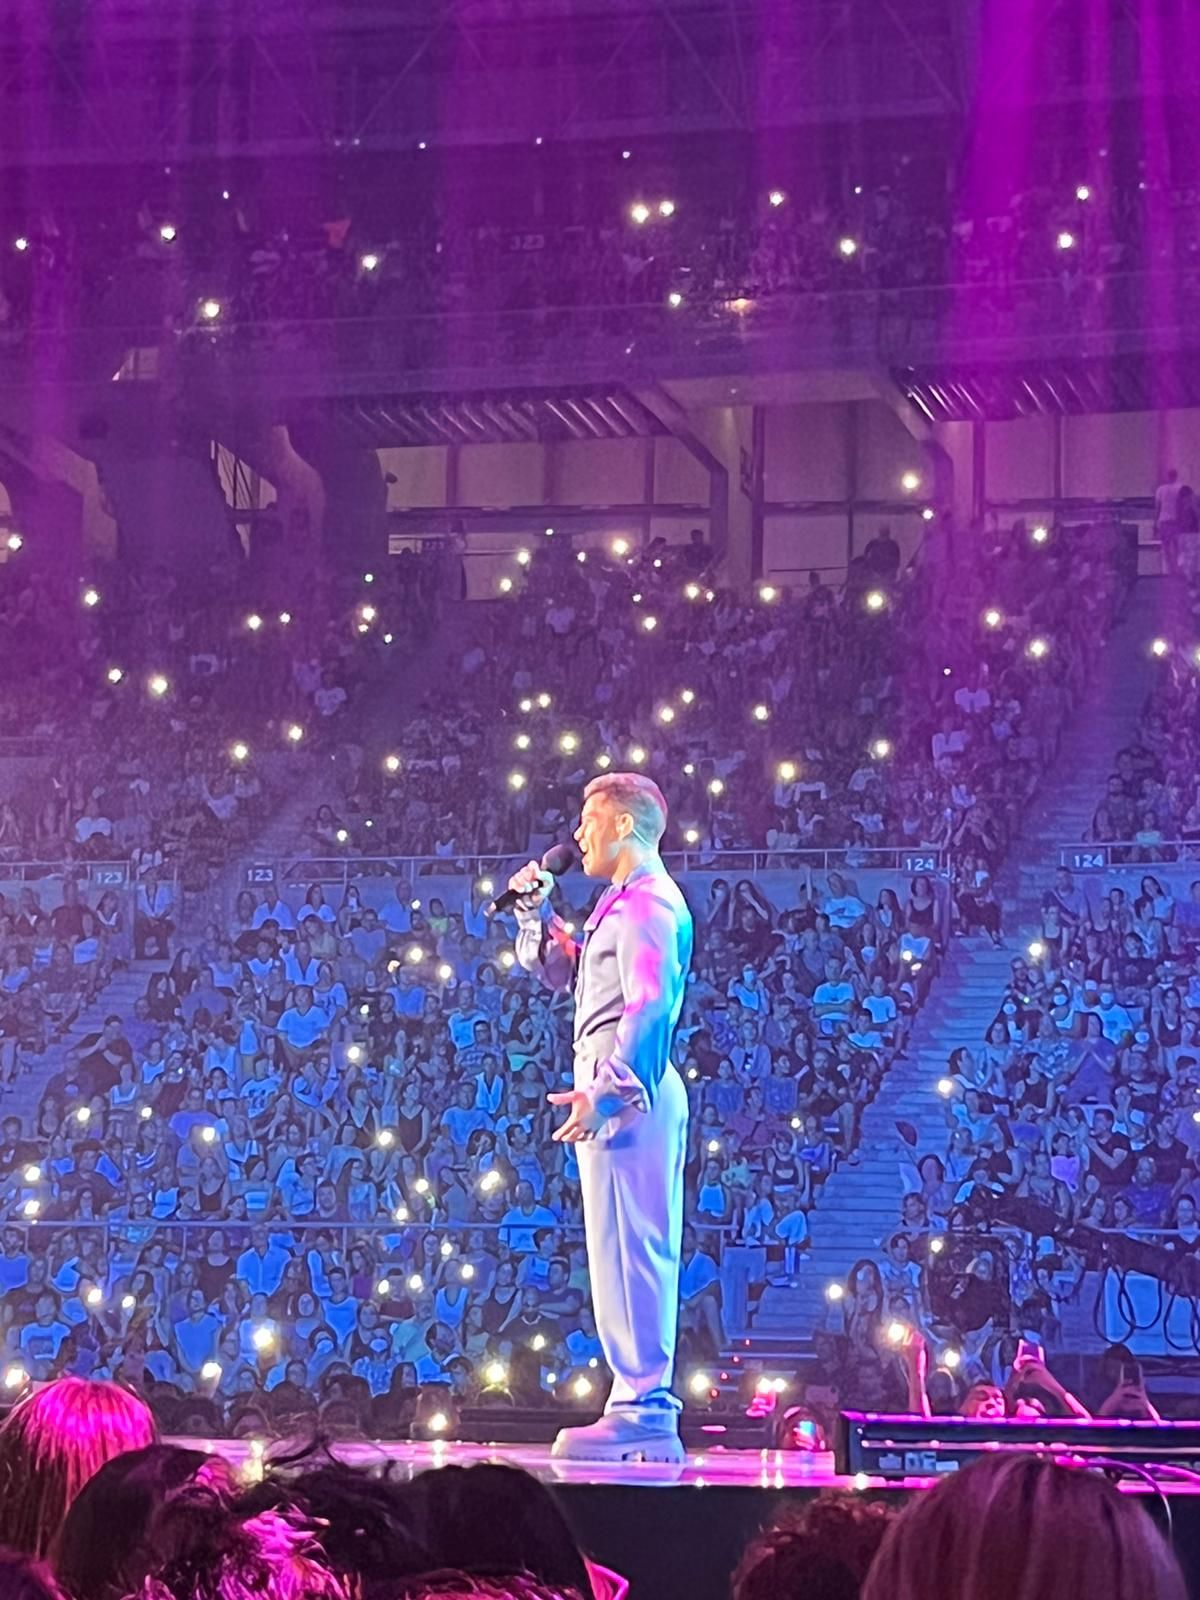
[
  {"x1": 707, "y1": 778, "x2": 724, "y2": 796},
  {"x1": 777, "y1": 761, "x2": 797, "y2": 783},
  {"x1": 1032, "y1": 524, "x2": 1050, "y2": 544},
  {"x1": 983, "y1": 607, "x2": 1003, "y2": 629},
  {"x1": 668, "y1": 291, "x2": 683, "y2": 308},
  {"x1": 286, "y1": 722, "x2": 304, "y2": 742},
  {"x1": 838, "y1": 237, "x2": 859, "y2": 258},
  {"x1": 1027, "y1": 637, "x2": 1049, "y2": 660},
  {"x1": 871, "y1": 738, "x2": 892, "y2": 760},
  {"x1": 937, "y1": 1077, "x2": 956, "y2": 1097},
  {"x1": 148, "y1": 674, "x2": 169, "y2": 698},
  {"x1": 901, "y1": 470, "x2": 921, "y2": 493},
  {"x1": 1151, "y1": 638, "x2": 1170, "y2": 658},
  {"x1": 1057, "y1": 230, "x2": 1076, "y2": 251},
  {"x1": 825, "y1": 1283, "x2": 845, "y2": 1302},
  {"x1": 200, "y1": 297, "x2": 222, "y2": 321},
  {"x1": 508, "y1": 770, "x2": 527, "y2": 790},
  {"x1": 230, "y1": 741, "x2": 249, "y2": 763},
  {"x1": 758, "y1": 584, "x2": 778, "y2": 603},
  {"x1": 768, "y1": 190, "x2": 785, "y2": 208},
  {"x1": 865, "y1": 590, "x2": 886, "y2": 612},
  {"x1": 630, "y1": 203, "x2": 651, "y2": 225}
]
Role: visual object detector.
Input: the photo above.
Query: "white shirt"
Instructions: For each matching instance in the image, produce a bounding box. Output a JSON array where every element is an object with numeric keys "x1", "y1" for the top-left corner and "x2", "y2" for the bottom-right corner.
[
  {"x1": 75, "y1": 813, "x2": 113, "y2": 842},
  {"x1": 1157, "y1": 479, "x2": 1184, "y2": 524},
  {"x1": 252, "y1": 899, "x2": 295, "y2": 931}
]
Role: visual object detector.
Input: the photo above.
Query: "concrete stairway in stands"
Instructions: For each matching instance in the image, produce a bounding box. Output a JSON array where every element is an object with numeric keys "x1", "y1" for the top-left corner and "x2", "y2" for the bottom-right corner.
[
  {"x1": 3, "y1": 957, "x2": 167, "y2": 1129},
  {"x1": 214, "y1": 602, "x2": 477, "y2": 912},
  {"x1": 748, "y1": 578, "x2": 1165, "y2": 1352}
]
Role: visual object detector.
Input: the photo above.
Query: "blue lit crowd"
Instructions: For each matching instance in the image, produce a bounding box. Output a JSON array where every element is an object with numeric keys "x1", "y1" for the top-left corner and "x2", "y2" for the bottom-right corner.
[{"x1": 0, "y1": 510, "x2": 1146, "y2": 1435}]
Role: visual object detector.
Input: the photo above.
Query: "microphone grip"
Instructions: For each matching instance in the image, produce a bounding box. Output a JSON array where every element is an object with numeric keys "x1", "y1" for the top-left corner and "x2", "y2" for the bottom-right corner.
[{"x1": 486, "y1": 872, "x2": 553, "y2": 919}]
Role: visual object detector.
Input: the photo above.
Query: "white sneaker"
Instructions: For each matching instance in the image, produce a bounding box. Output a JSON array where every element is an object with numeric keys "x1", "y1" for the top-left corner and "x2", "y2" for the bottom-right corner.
[{"x1": 551, "y1": 1410, "x2": 685, "y2": 1463}]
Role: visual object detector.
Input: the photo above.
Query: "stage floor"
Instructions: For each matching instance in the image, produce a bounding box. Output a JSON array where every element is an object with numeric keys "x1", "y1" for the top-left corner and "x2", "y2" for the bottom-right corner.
[
  {"x1": 173, "y1": 1436, "x2": 1200, "y2": 1599},
  {"x1": 179, "y1": 1436, "x2": 882, "y2": 1491},
  {"x1": 177, "y1": 1435, "x2": 1200, "y2": 1494}
]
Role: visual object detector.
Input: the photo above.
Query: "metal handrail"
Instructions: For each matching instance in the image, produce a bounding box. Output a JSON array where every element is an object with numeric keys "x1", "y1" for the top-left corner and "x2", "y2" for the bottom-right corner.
[
  {"x1": 1055, "y1": 840, "x2": 1200, "y2": 868},
  {"x1": 12, "y1": 265, "x2": 1200, "y2": 340},
  {"x1": 265, "y1": 847, "x2": 944, "y2": 892}
]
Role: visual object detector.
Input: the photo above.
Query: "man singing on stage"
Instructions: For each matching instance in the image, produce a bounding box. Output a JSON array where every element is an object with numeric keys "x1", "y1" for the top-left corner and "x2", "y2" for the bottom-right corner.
[{"x1": 507, "y1": 772, "x2": 693, "y2": 1462}]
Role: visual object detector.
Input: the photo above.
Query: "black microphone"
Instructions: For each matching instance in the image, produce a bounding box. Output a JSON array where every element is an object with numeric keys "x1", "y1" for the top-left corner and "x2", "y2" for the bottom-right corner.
[{"x1": 486, "y1": 843, "x2": 576, "y2": 917}]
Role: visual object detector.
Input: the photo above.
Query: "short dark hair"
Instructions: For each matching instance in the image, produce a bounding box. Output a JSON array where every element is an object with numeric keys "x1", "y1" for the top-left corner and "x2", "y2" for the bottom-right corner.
[{"x1": 734, "y1": 1492, "x2": 899, "y2": 1600}]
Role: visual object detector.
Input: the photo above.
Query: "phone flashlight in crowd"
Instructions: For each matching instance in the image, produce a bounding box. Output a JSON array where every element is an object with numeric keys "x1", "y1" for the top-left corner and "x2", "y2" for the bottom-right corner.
[
  {"x1": 689, "y1": 1372, "x2": 711, "y2": 1395},
  {"x1": 825, "y1": 1283, "x2": 845, "y2": 1302},
  {"x1": 886, "y1": 1321, "x2": 909, "y2": 1345},
  {"x1": 937, "y1": 1077, "x2": 955, "y2": 1097},
  {"x1": 942, "y1": 1348, "x2": 962, "y2": 1369},
  {"x1": 483, "y1": 1360, "x2": 508, "y2": 1386}
]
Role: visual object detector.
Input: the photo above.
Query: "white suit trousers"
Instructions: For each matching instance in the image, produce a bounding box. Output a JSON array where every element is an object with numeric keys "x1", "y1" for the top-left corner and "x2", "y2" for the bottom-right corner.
[{"x1": 575, "y1": 1055, "x2": 688, "y2": 1415}]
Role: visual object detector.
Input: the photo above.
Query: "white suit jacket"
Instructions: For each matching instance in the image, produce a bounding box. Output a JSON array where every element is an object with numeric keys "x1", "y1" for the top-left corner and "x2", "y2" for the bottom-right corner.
[{"x1": 515, "y1": 861, "x2": 692, "y2": 1120}]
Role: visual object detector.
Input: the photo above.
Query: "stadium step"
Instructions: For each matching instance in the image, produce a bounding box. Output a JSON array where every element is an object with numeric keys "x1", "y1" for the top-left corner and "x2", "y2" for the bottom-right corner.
[
  {"x1": 747, "y1": 579, "x2": 1165, "y2": 1346},
  {"x1": 6, "y1": 958, "x2": 168, "y2": 1126}
]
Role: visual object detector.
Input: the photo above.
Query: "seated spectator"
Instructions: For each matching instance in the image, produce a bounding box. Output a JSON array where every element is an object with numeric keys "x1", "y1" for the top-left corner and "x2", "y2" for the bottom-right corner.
[
  {"x1": 861, "y1": 1454, "x2": 1185, "y2": 1600},
  {"x1": 733, "y1": 1492, "x2": 898, "y2": 1600}
]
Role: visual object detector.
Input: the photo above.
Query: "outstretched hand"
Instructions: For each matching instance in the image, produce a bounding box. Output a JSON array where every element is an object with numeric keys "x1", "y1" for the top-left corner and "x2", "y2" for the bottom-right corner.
[{"x1": 548, "y1": 1089, "x2": 607, "y2": 1143}]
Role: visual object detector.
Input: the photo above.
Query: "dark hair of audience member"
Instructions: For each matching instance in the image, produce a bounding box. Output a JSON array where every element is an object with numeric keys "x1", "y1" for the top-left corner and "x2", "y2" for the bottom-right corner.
[
  {"x1": 0, "y1": 1378, "x2": 158, "y2": 1560},
  {"x1": 407, "y1": 1466, "x2": 593, "y2": 1598},
  {"x1": 116, "y1": 1493, "x2": 343, "y2": 1600},
  {"x1": 383, "y1": 1578, "x2": 584, "y2": 1600},
  {"x1": 733, "y1": 1492, "x2": 899, "y2": 1600},
  {"x1": 53, "y1": 1445, "x2": 232, "y2": 1600},
  {"x1": 861, "y1": 1455, "x2": 1186, "y2": 1600},
  {"x1": 242, "y1": 1461, "x2": 431, "y2": 1594},
  {"x1": 0, "y1": 1551, "x2": 70, "y2": 1600}
]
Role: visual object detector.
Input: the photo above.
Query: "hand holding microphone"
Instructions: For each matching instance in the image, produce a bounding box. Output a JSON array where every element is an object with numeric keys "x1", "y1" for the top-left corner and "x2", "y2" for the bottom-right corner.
[{"x1": 489, "y1": 844, "x2": 575, "y2": 917}]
